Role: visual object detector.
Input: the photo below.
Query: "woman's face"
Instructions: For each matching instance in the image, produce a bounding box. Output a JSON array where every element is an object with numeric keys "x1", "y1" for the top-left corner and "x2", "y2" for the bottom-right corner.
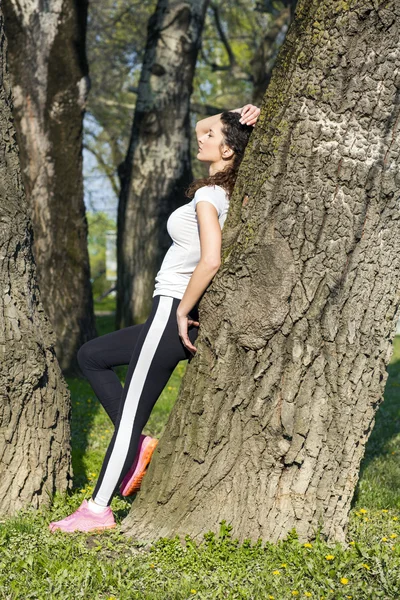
[{"x1": 196, "y1": 118, "x2": 233, "y2": 164}]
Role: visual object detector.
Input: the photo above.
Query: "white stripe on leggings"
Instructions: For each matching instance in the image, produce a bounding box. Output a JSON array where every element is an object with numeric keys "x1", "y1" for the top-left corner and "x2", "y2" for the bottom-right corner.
[{"x1": 93, "y1": 295, "x2": 173, "y2": 506}]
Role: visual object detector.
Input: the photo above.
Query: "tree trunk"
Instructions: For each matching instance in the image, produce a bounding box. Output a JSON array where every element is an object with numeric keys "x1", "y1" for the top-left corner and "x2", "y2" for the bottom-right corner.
[
  {"x1": 117, "y1": 0, "x2": 209, "y2": 328},
  {"x1": 0, "y1": 10, "x2": 72, "y2": 515},
  {"x1": 3, "y1": 0, "x2": 96, "y2": 374},
  {"x1": 251, "y1": 2, "x2": 296, "y2": 106},
  {"x1": 122, "y1": 0, "x2": 400, "y2": 544}
]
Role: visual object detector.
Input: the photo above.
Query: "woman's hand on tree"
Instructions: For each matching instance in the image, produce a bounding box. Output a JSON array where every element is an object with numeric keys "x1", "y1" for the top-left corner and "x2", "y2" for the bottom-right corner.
[
  {"x1": 177, "y1": 312, "x2": 199, "y2": 356},
  {"x1": 239, "y1": 104, "x2": 261, "y2": 127}
]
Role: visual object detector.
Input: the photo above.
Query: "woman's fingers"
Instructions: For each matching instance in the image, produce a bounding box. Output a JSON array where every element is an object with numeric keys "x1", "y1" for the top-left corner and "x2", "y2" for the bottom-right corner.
[
  {"x1": 188, "y1": 319, "x2": 200, "y2": 327},
  {"x1": 240, "y1": 104, "x2": 253, "y2": 121},
  {"x1": 241, "y1": 104, "x2": 252, "y2": 116},
  {"x1": 181, "y1": 335, "x2": 197, "y2": 354},
  {"x1": 240, "y1": 105, "x2": 260, "y2": 126}
]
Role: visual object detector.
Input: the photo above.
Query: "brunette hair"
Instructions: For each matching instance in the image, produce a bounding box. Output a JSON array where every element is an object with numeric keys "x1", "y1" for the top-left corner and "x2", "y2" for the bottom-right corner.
[{"x1": 185, "y1": 111, "x2": 253, "y2": 200}]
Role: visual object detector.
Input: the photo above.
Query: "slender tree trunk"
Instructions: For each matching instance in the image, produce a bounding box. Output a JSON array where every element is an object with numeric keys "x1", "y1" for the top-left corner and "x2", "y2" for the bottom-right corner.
[
  {"x1": 122, "y1": 0, "x2": 400, "y2": 544},
  {"x1": 3, "y1": 0, "x2": 96, "y2": 374},
  {"x1": 117, "y1": 0, "x2": 209, "y2": 328},
  {"x1": 0, "y1": 10, "x2": 72, "y2": 515}
]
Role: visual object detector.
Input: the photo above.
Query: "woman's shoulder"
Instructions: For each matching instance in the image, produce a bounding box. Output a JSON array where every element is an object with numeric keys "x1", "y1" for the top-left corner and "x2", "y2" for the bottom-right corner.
[{"x1": 194, "y1": 184, "x2": 229, "y2": 199}]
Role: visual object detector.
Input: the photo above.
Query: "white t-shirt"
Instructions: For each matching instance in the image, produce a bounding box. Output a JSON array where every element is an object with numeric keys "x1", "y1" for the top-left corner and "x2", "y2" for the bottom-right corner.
[{"x1": 152, "y1": 184, "x2": 229, "y2": 300}]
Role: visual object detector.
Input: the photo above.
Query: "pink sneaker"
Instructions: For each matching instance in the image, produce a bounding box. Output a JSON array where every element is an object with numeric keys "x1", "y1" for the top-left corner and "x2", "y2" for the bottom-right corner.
[
  {"x1": 48, "y1": 499, "x2": 116, "y2": 533},
  {"x1": 120, "y1": 434, "x2": 158, "y2": 496}
]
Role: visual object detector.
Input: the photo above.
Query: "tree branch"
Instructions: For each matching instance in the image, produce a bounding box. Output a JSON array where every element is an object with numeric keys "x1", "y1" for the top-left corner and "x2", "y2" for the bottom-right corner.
[
  {"x1": 210, "y1": 2, "x2": 236, "y2": 69},
  {"x1": 83, "y1": 142, "x2": 120, "y2": 197},
  {"x1": 92, "y1": 96, "x2": 136, "y2": 110},
  {"x1": 205, "y1": 3, "x2": 252, "y2": 81}
]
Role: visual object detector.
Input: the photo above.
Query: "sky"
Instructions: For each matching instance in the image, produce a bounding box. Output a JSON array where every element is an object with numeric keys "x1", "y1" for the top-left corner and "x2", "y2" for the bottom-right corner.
[{"x1": 83, "y1": 148, "x2": 117, "y2": 219}]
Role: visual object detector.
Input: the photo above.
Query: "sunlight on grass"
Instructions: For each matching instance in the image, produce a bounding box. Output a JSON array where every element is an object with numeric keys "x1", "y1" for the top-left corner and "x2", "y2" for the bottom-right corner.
[{"x1": 0, "y1": 315, "x2": 399, "y2": 599}]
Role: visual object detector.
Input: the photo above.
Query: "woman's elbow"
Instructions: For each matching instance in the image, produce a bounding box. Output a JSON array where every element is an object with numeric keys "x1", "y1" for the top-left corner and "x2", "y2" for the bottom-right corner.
[{"x1": 201, "y1": 257, "x2": 221, "y2": 271}]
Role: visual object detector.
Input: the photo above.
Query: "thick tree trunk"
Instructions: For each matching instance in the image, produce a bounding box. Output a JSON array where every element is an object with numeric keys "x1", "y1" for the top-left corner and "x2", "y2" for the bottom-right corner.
[
  {"x1": 122, "y1": 0, "x2": 400, "y2": 544},
  {"x1": 3, "y1": 0, "x2": 96, "y2": 374},
  {"x1": 0, "y1": 10, "x2": 72, "y2": 515},
  {"x1": 117, "y1": 0, "x2": 209, "y2": 327},
  {"x1": 251, "y1": 2, "x2": 296, "y2": 106}
]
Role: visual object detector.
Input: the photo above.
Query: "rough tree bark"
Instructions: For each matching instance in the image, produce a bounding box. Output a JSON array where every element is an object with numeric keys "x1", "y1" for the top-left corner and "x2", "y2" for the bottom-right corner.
[
  {"x1": 2, "y1": 0, "x2": 96, "y2": 374},
  {"x1": 122, "y1": 0, "x2": 400, "y2": 544},
  {"x1": 251, "y1": 1, "x2": 297, "y2": 106},
  {"x1": 0, "y1": 10, "x2": 72, "y2": 515},
  {"x1": 117, "y1": 0, "x2": 209, "y2": 327}
]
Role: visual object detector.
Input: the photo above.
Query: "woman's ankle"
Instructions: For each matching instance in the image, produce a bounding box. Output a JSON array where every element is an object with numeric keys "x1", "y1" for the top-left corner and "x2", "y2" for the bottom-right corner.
[{"x1": 87, "y1": 498, "x2": 109, "y2": 513}]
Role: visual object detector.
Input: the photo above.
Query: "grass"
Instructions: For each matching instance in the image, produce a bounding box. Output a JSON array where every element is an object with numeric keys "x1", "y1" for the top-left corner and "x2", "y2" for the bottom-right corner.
[
  {"x1": 0, "y1": 312, "x2": 399, "y2": 599},
  {"x1": 93, "y1": 296, "x2": 118, "y2": 315}
]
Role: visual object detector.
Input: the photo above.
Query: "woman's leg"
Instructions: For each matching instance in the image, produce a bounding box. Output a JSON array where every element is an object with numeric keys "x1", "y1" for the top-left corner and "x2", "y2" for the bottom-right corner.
[
  {"x1": 77, "y1": 323, "x2": 146, "y2": 425},
  {"x1": 92, "y1": 294, "x2": 199, "y2": 507}
]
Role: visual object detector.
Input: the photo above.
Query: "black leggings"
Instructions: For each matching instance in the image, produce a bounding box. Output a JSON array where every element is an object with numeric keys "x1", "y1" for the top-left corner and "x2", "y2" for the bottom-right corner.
[{"x1": 77, "y1": 294, "x2": 199, "y2": 506}]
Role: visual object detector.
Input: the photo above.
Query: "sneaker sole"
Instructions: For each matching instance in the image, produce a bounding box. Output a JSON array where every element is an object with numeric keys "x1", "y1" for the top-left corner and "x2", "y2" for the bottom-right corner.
[
  {"x1": 121, "y1": 438, "x2": 158, "y2": 496},
  {"x1": 87, "y1": 524, "x2": 117, "y2": 533},
  {"x1": 49, "y1": 523, "x2": 117, "y2": 534}
]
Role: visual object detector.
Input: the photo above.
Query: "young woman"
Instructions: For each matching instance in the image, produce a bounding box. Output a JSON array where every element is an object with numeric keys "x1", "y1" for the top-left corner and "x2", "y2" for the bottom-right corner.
[{"x1": 49, "y1": 103, "x2": 261, "y2": 533}]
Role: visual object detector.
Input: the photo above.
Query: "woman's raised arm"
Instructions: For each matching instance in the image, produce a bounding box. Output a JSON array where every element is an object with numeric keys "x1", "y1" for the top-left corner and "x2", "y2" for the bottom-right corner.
[{"x1": 195, "y1": 104, "x2": 260, "y2": 136}]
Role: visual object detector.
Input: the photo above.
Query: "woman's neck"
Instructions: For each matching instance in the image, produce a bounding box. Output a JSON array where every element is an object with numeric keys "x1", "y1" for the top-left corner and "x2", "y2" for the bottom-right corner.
[{"x1": 209, "y1": 158, "x2": 233, "y2": 176}]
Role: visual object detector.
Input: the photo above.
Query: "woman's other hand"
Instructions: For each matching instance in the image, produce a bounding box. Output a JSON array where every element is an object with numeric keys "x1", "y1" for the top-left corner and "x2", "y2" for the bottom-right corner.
[
  {"x1": 239, "y1": 104, "x2": 261, "y2": 127},
  {"x1": 177, "y1": 312, "x2": 199, "y2": 356}
]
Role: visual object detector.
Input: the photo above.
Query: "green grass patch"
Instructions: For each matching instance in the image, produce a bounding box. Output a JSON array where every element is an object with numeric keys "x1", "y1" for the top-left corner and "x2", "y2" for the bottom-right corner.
[
  {"x1": 0, "y1": 316, "x2": 399, "y2": 599},
  {"x1": 93, "y1": 295, "x2": 117, "y2": 315}
]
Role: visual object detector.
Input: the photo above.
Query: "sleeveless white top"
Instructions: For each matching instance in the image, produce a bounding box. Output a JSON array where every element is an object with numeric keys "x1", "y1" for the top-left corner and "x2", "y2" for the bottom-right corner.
[{"x1": 152, "y1": 184, "x2": 229, "y2": 300}]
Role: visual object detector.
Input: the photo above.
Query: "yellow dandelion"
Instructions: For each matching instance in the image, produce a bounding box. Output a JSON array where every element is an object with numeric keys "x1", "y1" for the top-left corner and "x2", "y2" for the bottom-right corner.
[
  {"x1": 382, "y1": 537, "x2": 388, "y2": 542},
  {"x1": 190, "y1": 591, "x2": 196, "y2": 595},
  {"x1": 349, "y1": 541, "x2": 355, "y2": 545},
  {"x1": 292, "y1": 592, "x2": 299, "y2": 597},
  {"x1": 150, "y1": 564, "x2": 155, "y2": 568},
  {"x1": 304, "y1": 542, "x2": 312, "y2": 548},
  {"x1": 340, "y1": 578, "x2": 349, "y2": 585},
  {"x1": 382, "y1": 509, "x2": 388, "y2": 513},
  {"x1": 359, "y1": 508, "x2": 367, "y2": 514},
  {"x1": 281, "y1": 563, "x2": 287, "y2": 568},
  {"x1": 272, "y1": 570, "x2": 280, "y2": 575},
  {"x1": 393, "y1": 516, "x2": 398, "y2": 521},
  {"x1": 268, "y1": 596, "x2": 275, "y2": 599},
  {"x1": 362, "y1": 563, "x2": 370, "y2": 570},
  {"x1": 325, "y1": 554, "x2": 335, "y2": 560},
  {"x1": 390, "y1": 533, "x2": 397, "y2": 539},
  {"x1": 304, "y1": 594, "x2": 312, "y2": 598},
  {"x1": 91, "y1": 473, "x2": 97, "y2": 478},
  {"x1": 364, "y1": 517, "x2": 369, "y2": 522},
  {"x1": 80, "y1": 489, "x2": 86, "y2": 493}
]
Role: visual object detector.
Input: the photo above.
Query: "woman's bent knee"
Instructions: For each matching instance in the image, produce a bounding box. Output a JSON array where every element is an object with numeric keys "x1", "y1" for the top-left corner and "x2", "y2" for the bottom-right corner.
[{"x1": 77, "y1": 341, "x2": 94, "y2": 370}]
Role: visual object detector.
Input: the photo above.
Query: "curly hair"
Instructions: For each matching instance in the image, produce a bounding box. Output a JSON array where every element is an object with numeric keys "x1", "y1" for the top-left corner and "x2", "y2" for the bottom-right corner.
[{"x1": 185, "y1": 111, "x2": 254, "y2": 200}]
